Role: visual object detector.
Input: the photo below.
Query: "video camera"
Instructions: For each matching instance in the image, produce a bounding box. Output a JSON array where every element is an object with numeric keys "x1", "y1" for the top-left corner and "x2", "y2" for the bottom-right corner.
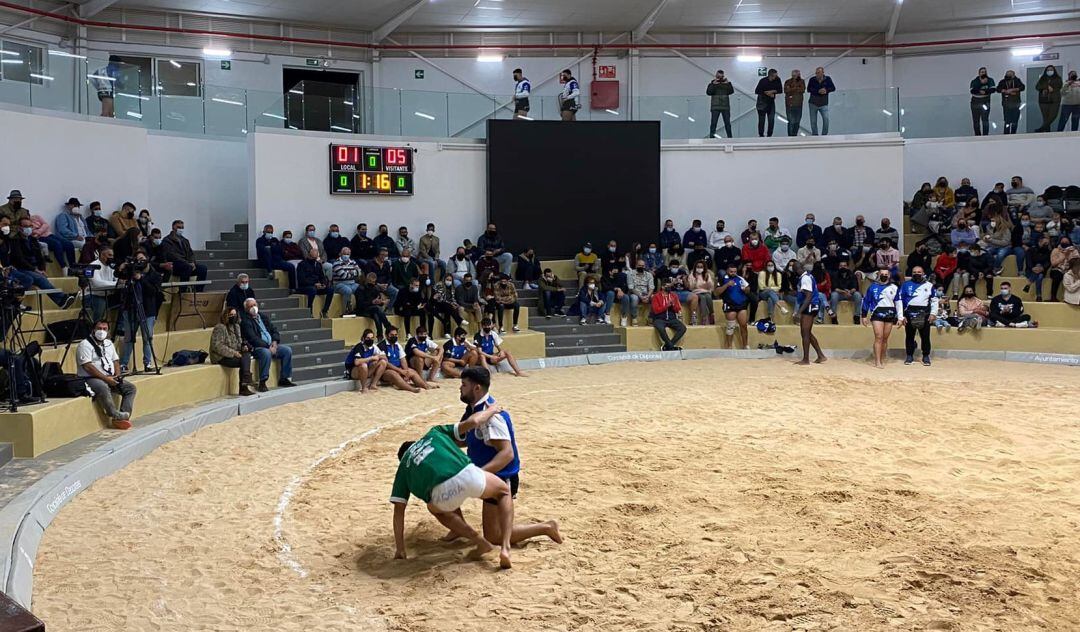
[
  {"x1": 114, "y1": 256, "x2": 148, "y2": 281},
  {"x1": 68, "y1": 263, "x2": 101, "y2": 280},
  {"x1": 0, "y1": 270, "x2": 25, "y2": 308}
]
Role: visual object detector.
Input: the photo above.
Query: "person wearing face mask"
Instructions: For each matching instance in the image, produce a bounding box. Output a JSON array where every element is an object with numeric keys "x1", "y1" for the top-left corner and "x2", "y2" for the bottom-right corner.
[
  {"x1": 370, "y1": 224, "x2": 399, "y2": 260},
  {"x1": 1027, "y1": 196, "x2": 1053, "y2": 222},
  {"x1": 393, "y1": 278, "x2": 428, "y2": 336},
  {"x1": 7, "y1": 216, "x2": 76, "y2": 310},
  {"x1": 254, "y1": 224, "x2": 297, "y2": 289},
  {"x1": 899, "y1": 266, "x2": 937, "y2": 366},
  {"x1": 430, "y1": 273, "x2": 468, "y2": 335},
  {"x1": 329, "y1": 246, "x2": 362, "y2": 314},
  {"x1": 686, "y1": 241, "x2": 713, "y2": 272},
  {"x1": 847, "y1": 215, "x2": 870, "y2": 252},
  {"x1": 55, "y1": 197, "x2": 89, "y2": 254},
  {"x1": 829, "y1": 260, "x2": 862, "y2": 325},
  {"x1": 454, "y1": 273, "x2": 484, "y2": 325},
  {"x1": 226, "y1": 273, "x2": 255, "y2": 313},
  {"x1": 1058, "y1": 70, "x2": 1080, "y2": 131},
  {"x1": 659, "y1": 219, "x2": 680, "y2": 250},
  {"x1": 714, "y1": 237, "x2": 742, "y2": 274},
  {"x1": 1035, "y1": 65, "x2": 1064, "y2": 133},
  {"x1": 707, "y1": 220, "x2": 731, "y2": 254},
  {"x1": 969, "y1": 67, "x2": 996, "y2": 136},
  {"x1": 535, "y1": 268, "x2": 566, "y2": 319},
  {"x1": 623, "y1": 261, "x2": 653, "y2": 326},
  {"x1": 391, "y1": 247, "x2": 422, "y2": 294},
  {"x1": 996, "y1": 71, "x2": 1025, "y2": 134},
  {"x1": 933, "y1": 245, "x2": 961, "y2": 300},
  {"x1": 514, "y1": 247, "x2": 540, "y2": 290},
  {"x1": 0, "y1": 189, "x2": 30, "y2": 225},
  {"x1": 349, "y1": 223, "x2": 376, "y2": 264},
  {"x1": 323, "y1": 224, "x2": 349, "y2": 262},
  {"x1": 448, "y1": 246, "x2": 477, "y2": 287},
  {"x1": 771, "y1": 236, "x2": 796, "y2": 272},
  {"x1": 931, "y1": 177, "x2": 956, "y2": 211},
  {"x1": 135, "y1": 209, "x2": 153, "y2": 239},
  {"x1": 1005, "y1": 176, "x2": 1035, "y2": 211},
  {"x1": 493, "y1": 273, "x2": 522, "y2": 333},
  {"x1": 1049, "y1": 237, "x2": 1079, "y2": 302},
  {"x1": 239, "y1": 297, "x2": 296, "y2": 391},
  {"x1": 476, "y1": 223, "x2": 513, "y2": 276},
  {"x1": 417, "y1": 223, "x2": 445, "y2": 281},
  {"x1": 574, "y1": 242, "x2": 600, "y2": 287},
  {"x1": 27, "y1": 205, "x2": 74, "y2": 274},
  {"x1": 297, "y1": 250, "x2": 334, "y2": 318},
  {"x1": 576, "y1": 276, "x2": 606, "y2": 325},
  {"x1": 600, "y1": 240, "x2": 623, "y2": 275},
  {"x1": 740, "y1": 234, "x2": 770, "y2": 273},
  {"x1": 159, "y1": 219, "x2": 207, "y2": 291},
  {"x1": 980, "y1": 182, "x2": 1007, "y2": 211},
  {"x1": 405, "y1": 325, "x2": 445, "y2": 384},
  {"x1": 807, "y1": 66, "x2": 836, "y2": 136},
  {"x1": 297, "y1": 223, "x2": 333, "y2": 280},
  {"x1": 1062, "y1": 258, "x2": 1080, "y2": 305},
  {"x1": 211, "y1": 307, "x2": 255, "y2": 396},
  {"x1": 642, "y1": 242, "x2": 664, "y2": 273},
  {"x1": 954, "y1": 178, "x2": 979, "y2": 209},
  {"x1": 860, "y1": 269, "x2": 903, "y2": 369},
  {"x1": 279, "y1": 230, "x2": 303, "y2": 264},
  {"x1": 950, "y1": 219, "x2": 978, "y2": 249},
  {"x1": 344, "y1": 328, "x2": 387, "y2": 393},
  {"x1": 716, "y1": 263, "x2": 750, "y2": 346},
  {"x1": 757, "y1": 261, "x2": 784, "y2": 320},
  {"x1": 377, "y1": 325, "x2": 431, "y2": 392},
  {"x1": 108, "y1": 202, "x2": 138, "y2": 237},
  {"x1": 77, "y1": 320, "x2": 138, "y2": 429},
  {"x1": 754, "y1": 68, "x2": 782, "y2": 137},
  {"x1": 874, "y1": 218, "x2": 899, "y2": 246},
  {"x1": 1024, "y1": 235, "x2": 1052, "y2": 302},
  {"x1": 649, "y1": 281, "x2": 686, "y2": 351},
  {"x1": 783, "y1": 69, "x2": 806, "y2": 136},
  {"x1": 682, "y1": 220, "x2": 707, "y2": 250},
  {"x1": 684, "y1": 261, "x2": 713, "y2": 326},
  {"x1": 905, "y1": 241, "x2": 934, "y2": 278},
  {"x1": 353, "y1": 272, "x2": 393, "y2": 339},
  {"x1": 822, "y1": 217, "x2": 851, "y2": 251},
  {"x1": 441, "y1": 327, "x2": 479, "y2": 378},
  {"x1": 762, "y1": 217, "x2": 789, "y2": 252},
  {"x1": 989, "y1": 282, "x2": 1036, "y2": 328},
  {"x1": 872, "y1": 239, "x2": 901, "y2": 280},
  {"x1": 795, "y1": 238, "x2": 821, "y2": 271},
  {"x1": 964, "y1": 242, "x2": 995, "y2": 297},
  {"x1": 113, "y1": 251, "x2": 162, "y2": 372},
  {"x1": 821, "y1": 239, "x2": 851, "y2": 274},
  {"x1": 111, "y1": 226, "x2": 142, "y2": 264},
  {"x1": 475, "y1": 249, "x2": 501, "y2": 284},
  {"x1": 393, "y1": 226, "x2": 418, "y2": 261},
  {"x1": 955, "y1": 288, "x2": 990, "y2": 331},
  {"x1": 473, "y1": 318, "x2": 526, "y2": 376},
  {"x1": 706, "y1": 70, "x2": 735, "y2": 138}
]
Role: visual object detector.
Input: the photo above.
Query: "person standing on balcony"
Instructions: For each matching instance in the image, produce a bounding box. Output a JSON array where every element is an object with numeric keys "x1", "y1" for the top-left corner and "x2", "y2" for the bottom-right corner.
[
  {"x1": 755, "y1": 69, "x2": 782, "y2": 137},
  {"x1": 807, "y1": 67, "x2": 836, "y2": 136},
  {"x1": 1058, "y1": 70, "x2": 1080, "y2": 132},
  {"x1": 997, "y1": 70, "x2": 1025, "y2": 135},
  {"x1": 969, "y1": 67, "x2": 996, "y2": 136},
  {"x1": 512, "y1": 68, "x2": 531, "y2": 120},
  {"x1": 559, "y1": 69, "x2": 580, "y2": 122},
  {"x1": 90, "y1": 55, "x2": 123, "y2": 118},
  {"x1": 706, "y1": 70, "x2": 734, "y2": 138},
  {"x1": 1035, "y1": 65, "x2": 1063, "y2": 133},
  {"x1": 783, "y1": 69, "x2": 806, "y2": 137}
]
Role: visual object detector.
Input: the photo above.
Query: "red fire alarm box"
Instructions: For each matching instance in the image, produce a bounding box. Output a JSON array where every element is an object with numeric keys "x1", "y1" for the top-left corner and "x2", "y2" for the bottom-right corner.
[
  {"x1": 598, "y1": 65, "x2": 616, "y2": 79},
  {"x1": 591, "y1": 80, "x2": 620, "y2": 109}
]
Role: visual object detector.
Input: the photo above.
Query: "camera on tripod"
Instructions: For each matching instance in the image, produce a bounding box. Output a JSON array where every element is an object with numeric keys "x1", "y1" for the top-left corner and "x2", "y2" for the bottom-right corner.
[
  {"x1": 0, "y1": 273, "x2": 26, "y2": 308},
  {"x1": 68, "y1": 263, "x2": 101, "y2": 289},
  {"x1": 114, "y1": 257, "x2": 148, "y2": 282}
]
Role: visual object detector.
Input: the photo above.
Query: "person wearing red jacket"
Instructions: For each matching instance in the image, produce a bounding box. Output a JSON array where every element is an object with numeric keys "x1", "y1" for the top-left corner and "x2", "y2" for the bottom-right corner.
[
  {"x1": 741, "y1": 234, "x2": 771, "y2": 272},
  {"x1": 934, "y1": 245, "x2": 960, "y2": 299},
  {"x1": 650, "y1": 282, "x2": 686, "y2": 351}
]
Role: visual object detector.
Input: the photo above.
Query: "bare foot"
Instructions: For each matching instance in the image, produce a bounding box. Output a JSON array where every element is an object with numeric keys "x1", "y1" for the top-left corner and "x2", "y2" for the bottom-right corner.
[
  {"x1": 466, "y1": 540, "x2": 495, "y2": 561},
  {"x1": 546, "y1": 520, "x2": 563, "y2": 544},
  {"x1": 814, "y1": 356, "x2": 828, "y2": 364},
  {"x1": 793, "y1": 359, "x2": 810, "y2": 366},
  {"x1": 428, "y1": 382, "x2": 441, "y2": 389},
  {"x1": 874, "y1": 363, "x2": 885, "y2": 369},
  {"x1": 409, "y1": 387, "x2": 421, "y2": 394},
  {"x1": 368, "y1": 384, "x2": 379, "y2": 392},
  {"x1": 515, "y1": 372, "x2": 529, "y2": 378},
  {"x1": 499, "y1": 547, "x2": 512, "y2": 569},
  {"x1": 440, "y1": 531, "x2": 462, "y2": 543},
  {"x1": 359, "y1": 387, "x2": 368, "y2": 394}
]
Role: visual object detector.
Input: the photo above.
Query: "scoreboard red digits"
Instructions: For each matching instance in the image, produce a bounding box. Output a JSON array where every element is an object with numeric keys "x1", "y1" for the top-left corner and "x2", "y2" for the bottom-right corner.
[{"x1": 329, "y1": 144, "x2": 413, "y2": 196}]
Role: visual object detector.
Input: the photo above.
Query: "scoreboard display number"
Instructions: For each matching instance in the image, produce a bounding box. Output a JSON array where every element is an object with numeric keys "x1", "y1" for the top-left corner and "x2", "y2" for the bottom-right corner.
[{"x1": 329, "y1": 144, "x2": 414, "y2": 196}]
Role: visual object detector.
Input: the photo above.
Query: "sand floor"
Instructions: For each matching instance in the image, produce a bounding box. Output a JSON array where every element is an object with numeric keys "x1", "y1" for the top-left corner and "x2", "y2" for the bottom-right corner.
[{"x1": 31, "y1": 358, "x2": 1080, "y2": 631}]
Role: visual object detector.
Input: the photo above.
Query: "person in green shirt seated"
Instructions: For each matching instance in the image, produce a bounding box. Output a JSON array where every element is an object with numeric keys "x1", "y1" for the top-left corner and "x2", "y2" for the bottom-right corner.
[{"x1": 390, "y1": 404, "x2": 515, "y2": 568}]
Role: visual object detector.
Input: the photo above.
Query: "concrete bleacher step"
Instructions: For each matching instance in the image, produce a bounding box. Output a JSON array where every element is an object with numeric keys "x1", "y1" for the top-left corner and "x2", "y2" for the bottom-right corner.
[
  {"x1": 547, "y1": 344, "x2": 626, "y2": 357},
  {"x1": 262, "y1": 307, "x2": 314, "y2": 323},
  {"x1": 527, "y1": 312, "x2": 626, "y2": 357},
  {"x1": 278, "y1": 327, "x2": 335, "y2": 345},
  {"x1": 292, "y1": 364, "x2": 344, "y2": 383},
  {"x1": 207, "y1": 267, "x2": 266, "y2": 281},
  {"x1": 204, "y1": 240, "x2": 247, "y2": 251},
  {"x1": 0, "y1": 442, "x2": 12, "y2": 469},
  {"x1": 545, "y1": 332, "x2": 623, "y2": 347},
  {"x1": 204, "y1": 258, "x2": 260, "y2": 270}
]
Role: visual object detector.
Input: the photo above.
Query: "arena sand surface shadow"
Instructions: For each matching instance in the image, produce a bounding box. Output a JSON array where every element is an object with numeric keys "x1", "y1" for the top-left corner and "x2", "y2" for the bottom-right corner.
[{"x1": 30, "y1": 359, "x2": 1080, "y2": 631}]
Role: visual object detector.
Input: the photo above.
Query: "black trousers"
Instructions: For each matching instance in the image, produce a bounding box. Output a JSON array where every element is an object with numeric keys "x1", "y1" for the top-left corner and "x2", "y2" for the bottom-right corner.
[
  {"x1": 1051, "y1": 269, "x2": 1064, "y2": 299},
  {"x1": 757, "y1": 102, "x2": 776, "y2": 137},
  {"x1": 904, "y1": 309, "x2": 931, "y2": 357},
  {"x1": 709, "y1": 110, "x2": 732, "y2": 138},
  {"x1": 970, "y1": 100, "x2": 990, "y2": 135},
  {"x1": 218, "y1": 352, "x2": 253, "y2": 385}
]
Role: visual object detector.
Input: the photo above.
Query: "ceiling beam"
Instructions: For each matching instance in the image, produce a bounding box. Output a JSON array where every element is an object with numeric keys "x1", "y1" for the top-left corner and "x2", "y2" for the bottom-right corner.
[
  {"x1": 632, "y1": 0, "x2": 671, "y2": 42},
  {"x1": 886, "y1": 0, "x2": 904, "y2": 43},
  {"x1": 372, "y1": 0, "x2": 427, "y2": 44},
  {"x1": 76, "y1": 0, "x2": 121, "y2": 18}
]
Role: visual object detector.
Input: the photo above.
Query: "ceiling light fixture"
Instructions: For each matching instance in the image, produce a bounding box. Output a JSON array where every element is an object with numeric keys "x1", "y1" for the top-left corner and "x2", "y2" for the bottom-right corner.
[
  {"x1": 414, "y1": 111, "x2": 436, "y2": 120},
  {"x1": 737, "y1": 54, "x2": 763, "y2": 63},
  {"x1": 1010, "y1": 45, "x2": 1042, "y2": 57},
  {"x1": 202, "y1": 47, "x2": 232, "y2": 58},
  {"x1": 477, "y1": 54, "x2": 504, "y2": 62}
]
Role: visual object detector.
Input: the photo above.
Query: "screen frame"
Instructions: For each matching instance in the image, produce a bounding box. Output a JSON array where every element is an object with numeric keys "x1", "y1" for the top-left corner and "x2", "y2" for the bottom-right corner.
[{"x1": 328, "y1": 143, "x2": 415, "y2": 196}]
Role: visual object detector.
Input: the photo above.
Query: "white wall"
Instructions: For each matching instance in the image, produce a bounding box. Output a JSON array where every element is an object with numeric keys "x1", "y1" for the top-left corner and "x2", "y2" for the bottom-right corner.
[
  {"x1": 0, "y1": 103, "x2": 246, "y2": 250},
  {"x1": 661, "y1": 135, "x2": 906, "y2": 243},
  {"x1": 903, "y1": 133, "x2": 1080, "y2": 201},
  {"x1": 248, "y1": 129, "x2": 486, "y2": 260}
]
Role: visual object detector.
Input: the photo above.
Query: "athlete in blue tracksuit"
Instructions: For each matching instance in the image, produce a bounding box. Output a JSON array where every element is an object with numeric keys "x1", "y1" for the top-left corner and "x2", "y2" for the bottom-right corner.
[
  {"x1": 344, "y1": 328, "x2": 386, "y2": 392},
  {"x1": 899, "y1": 269, "x2": 938, "y2": 365},
  {"x1": 794, "y1": 263, "x2": 826, "y2": 364},
  {"x1": 861, "y1": 270, "x2": 904, "y2": 368},
  {"x1": 440, "y1": 327, "x2": 477, "y2": 378},
  {"x1": 442, "y1": 367, "x2": 561, "y2": 547},
  {"x1": 513, "y1": 68, "x2": 531, "y2": 119},
  {"x1": 559, "y1": 69, "x2": 580, "y2": 121}
]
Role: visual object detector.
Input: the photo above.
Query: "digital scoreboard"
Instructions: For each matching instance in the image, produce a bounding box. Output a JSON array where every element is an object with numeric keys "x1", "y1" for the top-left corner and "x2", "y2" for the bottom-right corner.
[{"x1": 329, "y1": 144, "x2": 414, "y2": 196}]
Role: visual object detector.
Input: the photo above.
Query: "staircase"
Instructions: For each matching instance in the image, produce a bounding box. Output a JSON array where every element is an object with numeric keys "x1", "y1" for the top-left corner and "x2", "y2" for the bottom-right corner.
[
  {"x1": 516, "y1": 281, "x2": 626, "y2": 357},
  {"x1": 199, "y1": 224, "x2": 347, "y2": 383},
  {"x1": 0, "y1": 442, "x2": 11, "y2": 469}
]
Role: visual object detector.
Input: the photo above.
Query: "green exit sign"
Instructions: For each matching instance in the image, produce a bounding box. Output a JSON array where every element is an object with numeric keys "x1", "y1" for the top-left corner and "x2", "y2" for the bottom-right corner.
[
  {"x1": 415, "y1": 69, "x2": 425, "y2": 79},
  {"x1": 757, "y1": 67, "x2": 767, "y2": 77},
  {"x1": 220, "y1": 60, "x2": 231, "y2": 70},
  {"x1": 306, "y1": 58, "x2": 321, "y2": 67}
]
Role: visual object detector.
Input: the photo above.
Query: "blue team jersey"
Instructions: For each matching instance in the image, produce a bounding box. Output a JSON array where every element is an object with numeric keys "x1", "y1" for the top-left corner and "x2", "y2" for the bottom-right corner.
[
  {"x1": 344, "y1": 342, "x2": 379, "y2": 369},
  {"x1": 795, "y1": 272, "x2": 820, "y2": 308},
  {"x1": 461, "y1": 394, "x2": 520, "y2": 479},
  {"x1": 721, "y1": 274, "x2": 749, "y2": 306},
  {"x1": 474, "y1": 331, "x2": 500, "y2": 355},
  {"x1": 379, "y1": 341, "x2": 405, "y2": 368},
  {"x1": 861, "y1": 282, "x2": 900, "y2": 316},
  {"x1": 444, "y1": 340, "x2": 469, "y2": 360}
]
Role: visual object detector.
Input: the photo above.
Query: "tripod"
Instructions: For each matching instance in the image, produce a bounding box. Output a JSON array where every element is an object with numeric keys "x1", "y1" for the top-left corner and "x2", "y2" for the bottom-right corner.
[
  {"x1": 0, "y1": 290, "x2": 43, "y2": 412},
  {"x1": 115, "y1": 274, "x2": 161, "y2": 375},
  {"x1": 59, "y1": 280, "x2": 98, "y2": 371}
]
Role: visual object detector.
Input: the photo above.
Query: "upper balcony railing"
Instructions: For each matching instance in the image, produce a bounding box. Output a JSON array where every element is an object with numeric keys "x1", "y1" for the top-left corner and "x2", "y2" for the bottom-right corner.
[{"x1": 0, "y1": 44, "x2": 1070, "y2": 142}]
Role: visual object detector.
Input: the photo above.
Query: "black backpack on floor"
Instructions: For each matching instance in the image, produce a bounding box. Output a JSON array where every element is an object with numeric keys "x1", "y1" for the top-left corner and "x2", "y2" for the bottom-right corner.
[{"x1": 41, "y1": 361, "x2": 91, "y2": 398}]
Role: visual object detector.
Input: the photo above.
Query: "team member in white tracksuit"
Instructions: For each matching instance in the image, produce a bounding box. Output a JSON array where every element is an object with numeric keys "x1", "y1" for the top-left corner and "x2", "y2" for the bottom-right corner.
[
  {"x1": 512, "y1": 68, "x2": 531, "y2": 119},
  {"x1": 559, "y1": 69, "x2": 580, "y2": 121}
]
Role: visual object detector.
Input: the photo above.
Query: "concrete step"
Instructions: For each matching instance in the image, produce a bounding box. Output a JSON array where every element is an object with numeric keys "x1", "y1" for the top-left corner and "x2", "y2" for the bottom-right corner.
[
  {"x1": 292, "y1": 364, "x2": 344, "y2": 383},
  {"x1": 246, "y1": 278, "x2": 283, "y2": 291},
  {"x1": 545, "y1": 332, "x2": 623, "y2": 347},
  {"x1": 278, "y1": 328, "x2": 335, "y2": 345},
  {"x1": 252, "y1": 287, "x2": 294, "y2": 300},
  {"x1": 291, "y1": 350, "x2": 349, "y2": 370},
  {"x1": 203, "y1": 258, "x2": 261, "y2": 270},
  {"x1": 547, "y1": 343, "x2": 625, "y2": 357},
  {"x1": 206, "y1": 267, "x2": 265, "y2": 281},
  {"x1": 219, "y1": 231, "x2": 248, "y2": 242},
  {"x1": 195, "y1": 249, "x2": 249, "y2": 260},
  {"x1": 275, "y1": 318, "x2": 326, "y2": 333},
  {"x1": 204, "y1": 240, "x2": 247, "y2": 251},
  {"x1": 289, "y1": 339, "x2": 347, "y2": 356},
  {"x1": 0, "y1": 442, "x2": 12, "y2": 469},
  {"x1": 525, "y1": 322, "x2": 595, "y2": 336},
  {"x1": 262, "y1": 307, "x2": 314, "y2": 323},
  {"x1": 256, "y1": 296, "x2": 305, "y2": 311},
  {"x1": 234, "y1": 223, "x2": 249, "y2": 233}
]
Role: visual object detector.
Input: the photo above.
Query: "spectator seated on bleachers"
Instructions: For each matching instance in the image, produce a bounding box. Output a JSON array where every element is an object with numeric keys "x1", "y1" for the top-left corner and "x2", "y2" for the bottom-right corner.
[
  {"x1": 87, "y1": 245, "x2": 118, "y2": 321},
  {"x1": 109, "y1": 202, "x2": 138, "y2": 237},
  {"x1": 515, "y1": 247, "x2": 540, "y2": 290},
  {"x1": 418, "y1": 223, "x2": 445, "y2": 281},
  {"x1": 112, "y1": 226, "x2": 141, "y2": 263},
  {"x1": 989, "y1": 282, "x2": 1036, "y2": 328},
  {"x1": 324, "y1": 224, "x2": 349, "y2": 263},
  {"x1": 85, "y1": 201, "x2": 112, "y2": 239},
  {"x1": 330, "y1": 247, "x2": 361, "y2": 313},
  {"x1": 430, "y1": 274, "x2": 467, "y2": 335},
  {"x1": 29, "y1": 210, "x2": 75, "y2": 275},
  {"x1": 239, "y1": 297, "x2": 297, "y2": 392},
  {"x1": 365, "y1": 248, "x2": 398, "y2": 309},
  {"x1": 448, "y1": 246, "x2": 476, "y2": 287},
  {"x1": 141, "y1": 227, "x2": 166, "y2": 272},
  {"x1": 477, "y1": 222, "x2": 513, "y2": 276},
  {"x1": 455, "y1": 273, "x2": 484, "y2": 325},
  {"x1": 0, "y1": 189, "x2": 29, "y2": 225},
  {"x1": 391, "y1": 248, "x2": 421, "y2": 294},
  {"x1": 55, "y1": 197, "x2": 89, "y2": 253},
  {"x1": 354, "y1": 272, "x2": 394, "y2": 340},
  {"x1": 77, "y1": 319, "x2": 137, "y2": 430},
  {"x1": 795, "y1": 213, "x2": 823, "y2": 248},
  {"x1": 372, "y1": 224, "x2": 399, "y2": 259},
  {"x1": 255, "y1": 224, "x2": 297, "y2": 289},
  {"x1": 160, "y1": 219, "x2": 208, "y2": 291},
  {"x1": 956, "y1": 288, "x2": 989, "y2": 331},
  {"x1": 6, "y1": 216, "x2": 74, "y2": 309},
  {"x1": 1005, "y1": 176, "x2": 1035, "y2": 211},
  {"x1": 650, "y1": 281, "x2": 686, "y2": 351},
  {"x1": 349, "y1": 223, "x2": 376, "y2": 266},
  {"x1": 875, "y1": 218, "x2": 899, "y2": 245},
  {"x1": 475, "y1": 249, "x2": 501, "y2": 285},
  {"x1": 1064, "y1": 259, "x2": 1080, "y2": 306},
  {"x1": 296, "y1": 251, "x2": 333, "y2": 318},
  {"x1": 210, "y1": 307, "x2": 254, "y2": 397},
  {"x1": 226, "y1": 274, "x2": 255, "y2": 312}
]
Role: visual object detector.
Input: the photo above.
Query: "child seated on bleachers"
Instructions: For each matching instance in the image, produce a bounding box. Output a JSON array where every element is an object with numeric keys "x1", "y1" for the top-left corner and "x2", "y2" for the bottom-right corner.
[{"x1": 932, "y1": 286, "x2": 951, "y2": 332}]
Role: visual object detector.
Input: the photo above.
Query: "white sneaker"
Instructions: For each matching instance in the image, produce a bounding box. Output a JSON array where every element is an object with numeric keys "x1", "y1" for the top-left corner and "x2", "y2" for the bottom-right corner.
[
  {"x1": 512, "y1": 325, "x2": 520, "y2": 332},
  {"x1": 603, "y1": 315, "x2": 611, "y2": 324},
  {"x1": 461, "y1": 320, "x2": 469, "y2": 326},
  {"x1": 580, "y1": 318, "x2": 587, "y2": 325},
  {"x1": 620, "y1": 317, "x2": 627, "y2": 327}
]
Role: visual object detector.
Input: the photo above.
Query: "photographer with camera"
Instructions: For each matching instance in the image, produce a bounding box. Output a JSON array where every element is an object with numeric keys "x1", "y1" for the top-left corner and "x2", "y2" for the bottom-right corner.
[
  {"x1": 115, "y1": 250, "x2": 162, "y2": 373},
  {"x1": 77, "y1": 319, "x2": 137, "y2": 430}
]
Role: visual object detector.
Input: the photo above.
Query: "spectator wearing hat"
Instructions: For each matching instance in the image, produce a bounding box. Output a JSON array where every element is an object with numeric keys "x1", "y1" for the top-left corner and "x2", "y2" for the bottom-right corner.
[
  {"x1": 0, "y1": 190, "x2": 30, "y2": 225},
  {"x1": 55, "y1": 197, "x2": 90, "y2": 253}
]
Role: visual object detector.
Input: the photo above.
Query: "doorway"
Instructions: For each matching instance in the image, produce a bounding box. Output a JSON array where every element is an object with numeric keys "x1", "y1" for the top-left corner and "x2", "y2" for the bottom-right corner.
[
  {"x1": 1025, "y1": 64, "x2": 1063, "y2": 133},
  {"x1": 283, "y1": 68, "x2": 361, "y2": 133}
]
